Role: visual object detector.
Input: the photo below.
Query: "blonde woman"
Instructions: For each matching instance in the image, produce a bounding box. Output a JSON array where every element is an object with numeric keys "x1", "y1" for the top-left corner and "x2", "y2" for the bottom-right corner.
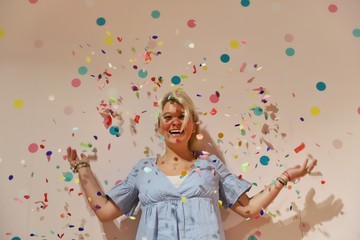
[{"x1": 67, "y1": 90, "x2": 316, "y2": 239}]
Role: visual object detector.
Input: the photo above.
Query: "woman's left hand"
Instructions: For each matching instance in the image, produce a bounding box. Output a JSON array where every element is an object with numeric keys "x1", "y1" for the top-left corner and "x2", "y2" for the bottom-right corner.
[{"x1": 285, "y1": 158, "x2": 317, "y2": 182}]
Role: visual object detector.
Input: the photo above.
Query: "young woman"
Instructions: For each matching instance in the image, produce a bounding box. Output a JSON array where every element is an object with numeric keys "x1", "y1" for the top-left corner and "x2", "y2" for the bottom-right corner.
[{"x1": 67, "y1": 90, "x2": 317, "y2": 240}]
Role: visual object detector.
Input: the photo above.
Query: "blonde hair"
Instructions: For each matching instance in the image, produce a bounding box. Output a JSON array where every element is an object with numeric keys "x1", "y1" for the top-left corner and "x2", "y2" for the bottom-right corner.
[{"x1": 158, "y1": 90, "x2": 200, "y2": 152}]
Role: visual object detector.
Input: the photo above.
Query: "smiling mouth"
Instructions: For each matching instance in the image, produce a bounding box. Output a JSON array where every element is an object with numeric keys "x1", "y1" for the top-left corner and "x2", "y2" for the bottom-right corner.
[{"x1": 169, "y1": 130, "x2": 184, "y2": 135}]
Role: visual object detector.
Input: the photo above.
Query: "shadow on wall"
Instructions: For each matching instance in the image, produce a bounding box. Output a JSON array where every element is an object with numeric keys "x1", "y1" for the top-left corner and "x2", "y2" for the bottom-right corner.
[
  {"x1": 98, "y1": 128, "x2": 344, "y2": 239},
  {"x1": 223, "y1": 188, "x2": 344, "y2": 240}
]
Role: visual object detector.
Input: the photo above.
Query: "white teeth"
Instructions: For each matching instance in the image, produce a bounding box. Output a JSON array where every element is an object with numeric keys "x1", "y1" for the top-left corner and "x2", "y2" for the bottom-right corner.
[{"x1": 169, "y1": 130, "x2": 183, "y2": 134}]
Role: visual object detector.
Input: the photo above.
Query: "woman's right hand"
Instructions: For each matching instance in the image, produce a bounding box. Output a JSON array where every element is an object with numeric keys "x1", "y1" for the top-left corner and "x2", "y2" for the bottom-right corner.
[{"x1": 67, "y1": 146, "x2": 80, "y2": 168}]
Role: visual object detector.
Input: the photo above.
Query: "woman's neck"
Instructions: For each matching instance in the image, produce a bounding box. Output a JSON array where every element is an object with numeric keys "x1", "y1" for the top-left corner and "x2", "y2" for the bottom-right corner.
[{"x1": 164, "y1": 147, "x2": 194, "y2": 161}]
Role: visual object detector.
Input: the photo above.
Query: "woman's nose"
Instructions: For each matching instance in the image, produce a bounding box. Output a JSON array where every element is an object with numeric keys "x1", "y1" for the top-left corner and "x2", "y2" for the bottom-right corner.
[{"x1": 171, "y1": 117, "x2": 182, "y2": 125}]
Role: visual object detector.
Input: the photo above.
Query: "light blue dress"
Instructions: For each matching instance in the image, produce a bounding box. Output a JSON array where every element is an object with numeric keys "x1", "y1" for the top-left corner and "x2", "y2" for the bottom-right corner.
[{"x1": 106, "y1": 154, "x2": 252, "y2": 240}]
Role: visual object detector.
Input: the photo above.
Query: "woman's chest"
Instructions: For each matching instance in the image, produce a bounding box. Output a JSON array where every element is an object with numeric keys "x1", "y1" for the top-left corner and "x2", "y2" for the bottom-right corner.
[{"x1": 136, "y1": 164, "x2": 221, "y2": 205}]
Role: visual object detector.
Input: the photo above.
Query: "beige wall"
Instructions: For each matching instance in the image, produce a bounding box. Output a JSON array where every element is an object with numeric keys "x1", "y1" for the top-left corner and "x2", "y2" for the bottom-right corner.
[{"x1": 1, "y1": 0, "x2": 359, "y2": 239}]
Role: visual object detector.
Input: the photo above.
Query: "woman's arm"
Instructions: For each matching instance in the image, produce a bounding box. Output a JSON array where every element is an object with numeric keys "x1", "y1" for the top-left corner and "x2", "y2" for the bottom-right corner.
[
  {"x1": 67, "y1": 147, "x2": 123, "y2": 222},
  {"x1": 231, "y1": 158, "x2": 317, "y2": 218}
]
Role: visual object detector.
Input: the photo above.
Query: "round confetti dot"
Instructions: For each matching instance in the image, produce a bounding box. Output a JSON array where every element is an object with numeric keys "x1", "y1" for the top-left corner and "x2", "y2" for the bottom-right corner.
[
  {"x1": 230, "y1": 40, "x2": 240, "y2": 49},
  {"x1": 11, "y1": 237, "x2": 21, "y2": 240},
  {"x1": 28, "y1": 143, "x2": 39, "y2": 153},
  {"x1": 332, "y1": 139, "x2": 343, "y2": 149},
  {"x1": 46, "y1": 151, "x2": 52, "y2": 156},
  {"x1": 71, "y1": 78, "x2": 81, "y2": 88},
  {"x1": 143, "y1": 166, "x2": 152, "y2": 173},
  {"x1": 247, "y1": 236, "x2": 257, "y2": 240},
  {"x1": 181, "y1": 170, "x2": 187, "y2": 177},
  {"x1": 209, "y1": 94, "x2": 219, "y2": 103},
  {"x1": 96, "y1": 17, "x2": 106, "y2": 26},
  {"x1": 285, "y1": 47, "x2": 295, "y2": 56},
  {"x1": 240, "y1": 0, "x2": 250, "y2": 7},
  {"x1": 328, "y1": 4, "x2": 338, "y2": 13},
  {"x1": 29, "y1": 0, "x2": 38, "y2": 3},
  {"x1": 9, "y1": 175, "x2": 14, "y2": 180},
  {"x1": 151, "y1": 10, "x2": 160, "y2": 19},
  {"x1": 310, "y1": 106, "x2": 320, "y2": 116},
  {"x1": 253, "y1": 106, "x2": 263, "y2": 116},
  {"x1": 78, "y1": 66, "x2": 88, "y2": 75},
  {"x1": 13, "y1": 99, "x2": 24, "y2": 109},
  {"x1": 48, "y1": 95, "x2": 55, "y2": 101},
  {"x1": 300, "y1": 117, "x2": 305, "y2": 121},
  {"x1": 63, "y1": 172, "x2": 74, "y2": 182},
  {"x1": 64, "y1": 106, "x2": 74, "y2": 115},
  {"x1": 188, "y1": 42, "x2": 195, "y2": 48},
  {"x1": 220, "y1": 54, "x2": 230, "y2": 63},
  {"x1": 218, "y1": 132, "x2": 224, "y2": 138},
  {"x1": 104, "y1": 35, "x2": 115, "y2": 45},
  {"x1": 284, "y1": 34, "x2": 294, "y2": 42},
  {"x1": 357, "y1": 106, "x2": 360, "y2": 115},
  {"x1": 353, "y1": 28, "x2": 360, "y2": 38},
  {"x1": 34, "y1": 39, "x2": 44, "y2": 48},
  {"x1": 316, "y1": 81, "x2": 326, "y2": 91},
  {"x1": 187, "y1": 19, "x2": 197, "y2": 28},
  {"x1": 109, "y1": 125, "x2": 120, "y2": 137},
  {"x1": 138, "y1": 69, "x2": 148, "y2": 78},
  {"x1": 260, "y1": 155, "x2": 270, "y2": 166},
  {"x1": 171, "y1": 75, "x2": 181, "y2": 85},
  {"x1": 0, "y1": 28, "x2": 5, "y2": 39},
  {"x1": 196, "y1": 134, "x2": 203, "y2": 140}
]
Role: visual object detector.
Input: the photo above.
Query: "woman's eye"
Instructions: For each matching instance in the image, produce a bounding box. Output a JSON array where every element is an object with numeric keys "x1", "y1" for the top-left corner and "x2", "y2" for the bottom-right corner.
[
  {"x1": 163, "y1": 116, "x2": 172, "y2": 121},
  {"x1": 179, "y1": 115, "x2": 185, "y2": 120}
]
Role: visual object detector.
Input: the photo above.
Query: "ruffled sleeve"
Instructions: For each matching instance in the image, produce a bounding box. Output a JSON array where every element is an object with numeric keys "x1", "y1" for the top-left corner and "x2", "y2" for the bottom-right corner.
[
  {"x1": 209, "y1": 154, "x2": 252, "y2": 208},
  {"x1": 106, "y1": 163, "x2": 139, "y2": 217}
]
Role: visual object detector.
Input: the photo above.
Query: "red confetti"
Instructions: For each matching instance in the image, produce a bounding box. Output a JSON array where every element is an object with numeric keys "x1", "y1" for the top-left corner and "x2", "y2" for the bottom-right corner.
[
  {"x1": 193, "y1": 65, "x2": 197, "y2": 74},
  {"x1": 321, "y1": 180, "x2": 326, "y2": 184},
  {"x1": 294, "y1": 142, "x2": 305, "y2": 153},
  {"x1": 44, "y1": 193, "x2": 48, "y2": 202},
  {"x1": 210, "y1": 108, "x2": 217, "y2": 115},
  {"x1": 134, "y1": 115, "x2": 140, "y2": 124},
  {"x1": 57, "y1": 233, "x2": 64, "y2": 239}
]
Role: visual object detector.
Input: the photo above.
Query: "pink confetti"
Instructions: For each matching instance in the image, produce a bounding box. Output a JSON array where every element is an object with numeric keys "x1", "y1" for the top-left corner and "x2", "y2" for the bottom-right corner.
[{"x1": 28, "y1": 143, "x2": 39, "y2": 153}]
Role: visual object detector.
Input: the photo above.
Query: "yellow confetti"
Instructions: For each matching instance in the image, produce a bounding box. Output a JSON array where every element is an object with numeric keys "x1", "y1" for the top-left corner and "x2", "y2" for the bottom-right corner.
[
  {"x1": 13, "y1": 99, "x2": 23, "y2": 109},
  {"x1": 181, "y1": 170, "x2": 187, "y2": 177},
  {"x1": 230, "y1": 40, "x2": 240, "y2": 49},
  {"x1": 181, "y1": 197, "x2": 187, "y2": 203},
  {"x1": 310, "y1": 106, "x2": 320, "y2": 116},
  {"x1": 0, "y1": 28, "x2": 5, "y2": 38},
  {"x1": 129, "y1": 216, "x2": 136, "y2": 220},
  {"x1": 104, "y1": 35, "x2": 114, "y2": 45}
]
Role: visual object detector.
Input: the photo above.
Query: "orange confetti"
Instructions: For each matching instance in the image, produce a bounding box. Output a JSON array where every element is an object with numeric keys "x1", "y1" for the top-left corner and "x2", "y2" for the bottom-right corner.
[{"x1": 294, "y1": 142, "x2": 305, "y2": 153}]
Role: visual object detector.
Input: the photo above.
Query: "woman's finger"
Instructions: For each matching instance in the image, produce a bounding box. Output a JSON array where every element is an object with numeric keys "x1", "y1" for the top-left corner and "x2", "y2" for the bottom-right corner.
[
  {"x1": 307, "y1": 159, "x2": 317, "y2": 173},
  {"x1": 302, "y1": 158, "x2": 309, "y2": 170}
]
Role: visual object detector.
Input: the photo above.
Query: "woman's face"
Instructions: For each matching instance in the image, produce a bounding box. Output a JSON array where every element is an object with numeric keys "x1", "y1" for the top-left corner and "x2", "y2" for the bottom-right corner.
[{"x1": 159, "y1": 101, "x2": 195, "y2": 147}]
